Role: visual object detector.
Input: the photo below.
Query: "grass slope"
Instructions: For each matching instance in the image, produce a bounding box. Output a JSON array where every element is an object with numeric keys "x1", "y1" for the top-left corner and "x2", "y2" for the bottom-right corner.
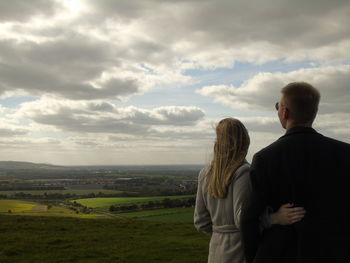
[
  {"x1": 119, "y1": 207, "x2": 195, "y2": 223},
  {"x1": 0, "y1": 215, "x2": 209, "y2": 263}
]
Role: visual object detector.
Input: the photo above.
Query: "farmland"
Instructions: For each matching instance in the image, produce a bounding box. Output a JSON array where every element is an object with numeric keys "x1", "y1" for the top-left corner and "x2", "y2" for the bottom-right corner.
[
  {"x1": 0, "y1": 162, "x2": 208, "y2": 262},
  {"x1": 0, "y1": 163, "x2": 202, "y2": 222},
  {"x1": 73, "y1": 195, "x2": 195, "y2": 210},
  {"x1": 0, "y1": 200, "x2": 39, "y2": 213},
  {"x1": 0, "y1": 198, "x2": 196, "y2": 222},
  {"x1": 0, "y1": 162, "x2": 200, "y2": 200},
  {"x1": 0, "y1": 200, "x2": 107, "y2": 219}
]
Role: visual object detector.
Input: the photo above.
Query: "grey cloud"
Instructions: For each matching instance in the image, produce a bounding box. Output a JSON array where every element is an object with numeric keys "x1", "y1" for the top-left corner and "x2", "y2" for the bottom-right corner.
[
  {"x1": 0, "y1": 0, "x2": 57, "y2": 22},
  {"x1": 240, "y1": 117, "x2": 284, "y2": 134},
  {"x1": 0, "y1": 83, "x2": 6, "y2": 94},
  {"x1": 19, "y1": 100, "x2": 205, "y2": 134},
  {"x1": 0, "y1": 128, "x2": 28, "y2": 137},
  {"x1": 86, "y1": 0, "x2": 350, "y2": 60},
  {"x1": 63, "y1": 80, "x2": 139, "y2": 100},
  {"x1": 0, "y1": 58, "x2": 139, "y2": 100},
  {"x1": 0, "y1": 0, "x2": 348, "y2": 104},
  {"x1": 0, "y1": 138, "x2": 60, "y2": 149},
  {"x1": 0, "y1": 33, "x2": 139, "y2": 100},
  {"x1": 188, "y1": 0, "x2": 349, "y2": 47},
  {"x1": 103, "y1": 78, "x2": 139, "y2": 97},
  {"x1": 24, "y1": 36, "x2": 117, "y2": 75},
  {"x1": 155, "y1": 107, "x2": 205, "y2": 125},
  {"x1": 74, "y1": 140, "x2": 99, "y2": 147},
  {"x1": 0, "y1": 40, "x2": 22, "y2": 62},
  {"x1": 87, "y1": 102, "x2": 115, "y2": 112},
  {"x1": 0, "y1": 34, "x2": 116, "y2": 76},
  {"x1": 84, "y1": 0, "x2": 153, "y2": 21},
  {"x1": 33, "y1": 112, "x2": 148, "y2": 134},
  {"x1": 126, "y1": 107, "x2": 205, "y2": 126}
]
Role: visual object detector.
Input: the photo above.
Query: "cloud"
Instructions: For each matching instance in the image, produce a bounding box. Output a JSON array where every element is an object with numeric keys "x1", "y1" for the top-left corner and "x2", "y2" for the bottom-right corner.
[
  {"x1": 83, "y1": 0, "x2": 350, "y2": 66},
  {"x1": 0, "y1": 137, "x2": 61, "y2": 149},
  {"x1": 197, "y1": 65, "x2": 350, "y2": 113},
  {"x1": 0, "y1": 35, "x2": 141, "y2": 100},
  {"x1": 236, "y1": 114, "x2": 350, "y2": 143},
  {"x1": 0, "y1": 115, "x2": 30, "y2": 137},
  {"x1": 15, "y1": 99, "x2": 205, "y2": 134},
  {"x1": 0, "y1": 0, "x2": 349, "y2": 165},
  {"x1": 0, "y1": 0, "x2": 57, "y2": 22},
  {"x1": 0, "y1": 128, "x2": 28, "y2": 137},
  {"x1": 314, "y1": 113, "x2": 350, "y2": 143},
  {"x1": 0, "y1": 0, "x2": 349, "y2": 102}
]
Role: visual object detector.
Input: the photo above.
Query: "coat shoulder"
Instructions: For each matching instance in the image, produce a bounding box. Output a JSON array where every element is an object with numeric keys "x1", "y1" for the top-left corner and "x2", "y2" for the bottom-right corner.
[
  {"x1": 233, "y1": 162, "x2": 250, "y2": 182},
  {"x1": 198, "y1": 165, "x2": 210, "y2": 182}
]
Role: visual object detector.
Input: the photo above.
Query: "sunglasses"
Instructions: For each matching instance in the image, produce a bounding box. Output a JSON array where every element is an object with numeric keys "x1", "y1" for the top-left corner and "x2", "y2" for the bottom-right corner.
[{"x1": 275, "y1": 102, "x2": 279, "y2": 111}]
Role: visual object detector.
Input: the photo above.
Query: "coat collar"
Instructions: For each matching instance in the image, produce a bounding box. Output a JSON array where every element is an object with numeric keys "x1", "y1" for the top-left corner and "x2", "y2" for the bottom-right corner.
[{"x1": 281, "y1": 126, "x2": 317, "y2": 139}]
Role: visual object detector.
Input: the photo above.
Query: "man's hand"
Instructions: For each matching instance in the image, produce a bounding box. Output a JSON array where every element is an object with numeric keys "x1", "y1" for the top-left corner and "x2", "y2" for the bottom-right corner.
[{"x1": 269, "y1": 203, "x2": 306, "y2": 225}]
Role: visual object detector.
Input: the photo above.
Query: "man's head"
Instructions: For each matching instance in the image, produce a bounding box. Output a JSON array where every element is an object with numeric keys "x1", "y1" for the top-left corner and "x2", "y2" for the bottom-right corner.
[{"x1": 277, "y1": 82, "x2": 320, "y2": 129}]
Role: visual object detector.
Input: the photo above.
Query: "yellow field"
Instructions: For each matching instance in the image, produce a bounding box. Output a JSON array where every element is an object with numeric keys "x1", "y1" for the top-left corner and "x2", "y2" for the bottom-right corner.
[
  {"x1": 0, "y1": 200, "x2": 39, "y2": 213},
  {"x1": 0, "y1": 200, "x2": 108, "y2": 219}
]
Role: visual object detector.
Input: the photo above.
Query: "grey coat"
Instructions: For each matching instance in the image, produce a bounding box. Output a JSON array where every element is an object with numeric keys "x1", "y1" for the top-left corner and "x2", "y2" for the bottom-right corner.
[{"x1": 194, "y1": 163, "x2": 255, "y2": 263}]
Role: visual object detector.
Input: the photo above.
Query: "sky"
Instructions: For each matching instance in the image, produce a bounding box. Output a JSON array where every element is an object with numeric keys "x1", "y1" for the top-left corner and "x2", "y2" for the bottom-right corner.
[{"x1": 0, "y1": 0, "x2": 349, "y2": 165}]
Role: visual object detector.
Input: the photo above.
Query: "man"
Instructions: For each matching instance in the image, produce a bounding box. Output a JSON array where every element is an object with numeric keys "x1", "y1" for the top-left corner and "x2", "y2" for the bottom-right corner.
[{"x1": 241, "y1": 82, "x2": 350, "y2": 263}]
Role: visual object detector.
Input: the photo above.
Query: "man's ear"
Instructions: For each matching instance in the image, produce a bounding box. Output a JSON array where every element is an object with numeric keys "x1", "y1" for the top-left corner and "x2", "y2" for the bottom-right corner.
[{"x1": 283, "y1": 108, "x2": 289, "y2": 119}]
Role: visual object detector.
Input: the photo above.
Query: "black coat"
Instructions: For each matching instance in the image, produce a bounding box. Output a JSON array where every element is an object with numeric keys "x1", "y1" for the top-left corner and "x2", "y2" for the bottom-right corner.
[{"x1": 241, "y1": 126, "x2": 350, "y2": 263}]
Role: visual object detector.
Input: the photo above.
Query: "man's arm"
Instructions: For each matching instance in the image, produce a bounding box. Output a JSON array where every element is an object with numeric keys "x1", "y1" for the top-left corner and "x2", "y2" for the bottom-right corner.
[{"x1": 240, "y1": 153, "x2": 268, "y2": 263}]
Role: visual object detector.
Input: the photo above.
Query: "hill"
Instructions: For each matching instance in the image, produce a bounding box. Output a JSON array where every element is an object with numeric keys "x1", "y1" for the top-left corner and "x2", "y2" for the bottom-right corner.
[
  {"x1": 0, "y1": 161, "x2": 63, "y2": 169},
  {"x1": 0, "y1": 161, "x2": 202, "y2": 180},
  {"x1": 0, "y1": 215, "x2": 209, "y2": 263}
]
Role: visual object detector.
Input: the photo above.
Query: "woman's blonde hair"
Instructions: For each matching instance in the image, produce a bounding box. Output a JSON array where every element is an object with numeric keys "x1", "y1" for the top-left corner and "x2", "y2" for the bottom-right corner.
[{"x1": 207, "y1": 118, "x2": 250, "y2": 198}]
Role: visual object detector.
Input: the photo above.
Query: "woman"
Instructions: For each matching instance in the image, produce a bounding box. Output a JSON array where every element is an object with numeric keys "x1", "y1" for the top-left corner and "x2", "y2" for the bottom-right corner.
[{"x1": 194, "y1": 118, "x2": 305, "y2": 263}]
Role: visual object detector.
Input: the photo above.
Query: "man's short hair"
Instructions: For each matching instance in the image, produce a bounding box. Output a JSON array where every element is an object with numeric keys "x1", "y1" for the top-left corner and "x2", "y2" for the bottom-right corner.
[{"x1": 281, "y1": 82, "x2": 320, "y2": 125}]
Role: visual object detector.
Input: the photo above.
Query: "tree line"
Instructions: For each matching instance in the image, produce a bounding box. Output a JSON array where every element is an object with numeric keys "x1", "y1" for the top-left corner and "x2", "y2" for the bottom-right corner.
[
  {"x1": 109, "y1": 197, "x2": 195, "y2": 213},
  {"x1": 0, "y1": 191, "x2": 196, "y2": 200}
]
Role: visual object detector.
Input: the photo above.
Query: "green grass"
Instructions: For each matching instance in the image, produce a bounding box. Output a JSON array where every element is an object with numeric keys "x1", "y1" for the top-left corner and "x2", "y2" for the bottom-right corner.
[
  {"x1": 140, "y1": 212, "x2": 194, "y2": 223},
  {"x1": 73, "y1": 195, "x2": 195, "y2": 211},
  {"x1": 0, "y1": 215, "x2": 209, "y2": 263},
  {"x1": 119, "y1": 207, "x2": 195, "y2": 223}
]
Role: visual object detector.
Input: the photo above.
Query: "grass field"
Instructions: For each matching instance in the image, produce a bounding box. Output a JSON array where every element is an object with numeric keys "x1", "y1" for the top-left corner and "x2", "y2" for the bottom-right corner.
[
  {"x1": 73, "y1": 195, "x2": 195, "y2": 211},
  {"x1": 119, "y1": 207, "x2": 195, "y2": 223},
  {"x1": 0, "y1": 215, "x2": 209, "y2": 263}
]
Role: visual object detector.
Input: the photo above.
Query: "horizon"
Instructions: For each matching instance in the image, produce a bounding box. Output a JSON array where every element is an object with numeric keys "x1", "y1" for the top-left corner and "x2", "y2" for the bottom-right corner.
[
  {"x1": 0, "y1": 0, "x2": 349, "y2": 165},
  {"x1": 0, "y1": 160, "x2": 205, "y2": 167}
]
